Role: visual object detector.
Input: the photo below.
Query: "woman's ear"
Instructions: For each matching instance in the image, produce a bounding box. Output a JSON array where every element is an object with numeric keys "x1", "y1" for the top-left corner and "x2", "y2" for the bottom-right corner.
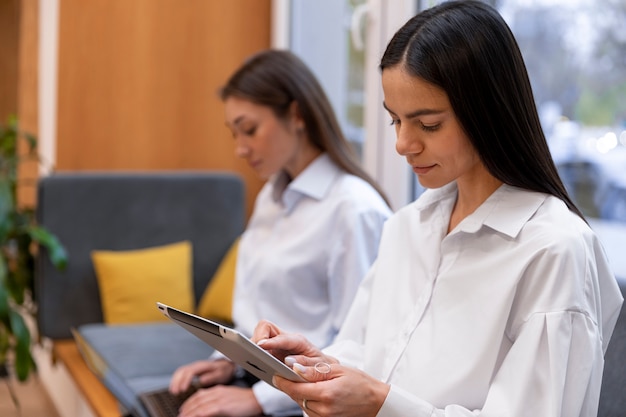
[{"x1": 288, "y1": 101, "x2": 305, "y2": 132}]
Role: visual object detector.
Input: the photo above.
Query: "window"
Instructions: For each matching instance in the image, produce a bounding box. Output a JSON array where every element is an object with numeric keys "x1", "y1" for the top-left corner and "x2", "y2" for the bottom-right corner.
[
  {"x1": 276, "y1": 1, "x2": 626, "y2": 278},
  {"x1": 275, "y1": 0, "x2": 416, "y2": 210},
  {"x1": 498, "y1": 0, "x2": 626, "y2": 223}
]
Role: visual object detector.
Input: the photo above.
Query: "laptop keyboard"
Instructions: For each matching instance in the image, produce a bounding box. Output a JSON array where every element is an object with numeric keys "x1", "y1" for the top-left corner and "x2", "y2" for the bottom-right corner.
[{"x1": 139, "y1": 386, "x2": 197, "y2": 417}]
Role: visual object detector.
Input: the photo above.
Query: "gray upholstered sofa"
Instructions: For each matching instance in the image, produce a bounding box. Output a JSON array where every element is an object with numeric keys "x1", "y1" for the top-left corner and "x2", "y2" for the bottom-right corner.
[{"x1": 35, "y1": 172, "x2": 245, "y2": 417}]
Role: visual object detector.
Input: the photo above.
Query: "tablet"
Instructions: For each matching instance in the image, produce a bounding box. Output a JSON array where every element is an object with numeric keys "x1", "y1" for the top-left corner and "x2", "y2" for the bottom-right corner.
[{"x1": 156, "y1": 302, "x2": 305, "y2": 387}]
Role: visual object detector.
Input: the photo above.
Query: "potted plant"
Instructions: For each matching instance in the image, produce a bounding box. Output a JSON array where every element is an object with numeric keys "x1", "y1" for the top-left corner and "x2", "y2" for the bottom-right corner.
[{"x1": 0, "y1": 114, "x2": 67, "y2": 386}]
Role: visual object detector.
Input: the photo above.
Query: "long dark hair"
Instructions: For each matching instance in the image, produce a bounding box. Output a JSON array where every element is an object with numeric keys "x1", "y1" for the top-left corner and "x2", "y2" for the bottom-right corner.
[
  {"x1": 381, "y1": 0, "x2": 584, "y2": 219},
  {"x1": 220, "y1": 49, "x2": 390, "y2": 206}
]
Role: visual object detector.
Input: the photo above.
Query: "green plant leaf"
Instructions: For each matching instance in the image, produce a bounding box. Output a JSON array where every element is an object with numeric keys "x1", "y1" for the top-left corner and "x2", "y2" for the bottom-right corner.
[
  {"x1": 8, "y1": 232, "x2": 34, "y2": 306},
  {"x1": 6, "y1": 114, "x2": 17, "y2": 128},
  {"x1": 1, "y1": 115, "x2": 63, "y2": 382},
  {"x1": 0, "y1": 125, "x2": 17, "y2": 157},
  {"x1": 23, "y1": 132, "x2": 37, "y2": 153},
  {"x1": 0, "y1": 177, "x2": 14, "y2": 242},
  {"x1": 0, "y1": 257, "x2": 9, "y2": 322},
  {"x1": 28, "y1": 226, "x2": 68, "y2": 270},
  {"x1": 0, "y1": 115, "x2": 59, "y2": 383},
  {"x1": 9, "y1": 309, "x2": 32, "y2": 381}
]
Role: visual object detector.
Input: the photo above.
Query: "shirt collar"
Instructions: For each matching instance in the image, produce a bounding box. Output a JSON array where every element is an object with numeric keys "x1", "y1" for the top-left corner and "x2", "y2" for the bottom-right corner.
[
  {"x1": 415, "y1": 182, "x2": 548, "y2": 238},
  {"x1": 270, "y1": 153, "x2": 339, "y2": 212},
  {"x1": 462, "y1": 184, "x2": 548, "y2": 238}
]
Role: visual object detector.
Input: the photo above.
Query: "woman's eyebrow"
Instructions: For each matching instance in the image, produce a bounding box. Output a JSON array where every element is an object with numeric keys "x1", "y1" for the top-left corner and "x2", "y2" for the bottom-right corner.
[
  {"x1": 231, "y1": 115, "x2": 246, "y2": 126},
  {"x1": 382, "y1": 101, "x2": 444, "y2": 118}
]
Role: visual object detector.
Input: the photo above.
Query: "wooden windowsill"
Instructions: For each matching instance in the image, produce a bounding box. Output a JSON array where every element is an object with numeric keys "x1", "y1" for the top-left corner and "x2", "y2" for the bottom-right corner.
[{"x1": 52, "y1": 340, "x2": 121, "y2": 417}]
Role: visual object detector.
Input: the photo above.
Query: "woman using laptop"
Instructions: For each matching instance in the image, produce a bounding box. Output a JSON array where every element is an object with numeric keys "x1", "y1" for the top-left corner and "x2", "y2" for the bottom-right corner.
[
  {"x1": 251, "y1": 2, "x2": 623, "y2": 416},
  {"x1": 169, "y1": 50, "x2": 392, "y2": 417}
]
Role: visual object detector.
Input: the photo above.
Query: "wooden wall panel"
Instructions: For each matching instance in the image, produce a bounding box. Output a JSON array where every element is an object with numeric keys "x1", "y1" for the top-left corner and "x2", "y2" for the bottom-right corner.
[
  {"x1": 0, "y1": 0, "x2": 19, "y2": 122},
  {"x1": 0, "y1": 0, "x2": 39, "y2": 208},
  {"x1": 55, "y1": 0, "x2": 269, "y2": 217},
  {"x1": 16, "y1": 0, "x2": 39, "y2": 208}
]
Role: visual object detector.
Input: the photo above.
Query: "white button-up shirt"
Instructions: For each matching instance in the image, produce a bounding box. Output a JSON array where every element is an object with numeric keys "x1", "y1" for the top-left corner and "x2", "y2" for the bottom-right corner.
[
  {"x1": 234, "y1": 153, "x2": 392, "y2": 415},
  {"x1": 326, "y1": 182, "x2": 623, "y2": 417}
]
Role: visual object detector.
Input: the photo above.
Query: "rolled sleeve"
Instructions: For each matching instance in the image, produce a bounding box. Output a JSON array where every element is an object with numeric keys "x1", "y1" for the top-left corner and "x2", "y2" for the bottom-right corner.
[{"x1": 252, "y1": 380, "x2": 303, "y2": 416}]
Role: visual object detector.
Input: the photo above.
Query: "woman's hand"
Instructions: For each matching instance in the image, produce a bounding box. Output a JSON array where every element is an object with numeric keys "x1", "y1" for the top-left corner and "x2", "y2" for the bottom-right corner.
[
  {"x1": 253, "y1": 320, "x2": 388, "y2": 416},
  {"x1": 253, "y1": 319, "x2": 336, "y2": 365},
  {"x1": 169, "y1": 359, "x2": 236, "y2": 395},
  {"x1": 274, "y1": 362, "x2": 390, "y2": 417},
  {"x1": 178, "y1": 385, "x2": 263, "y2": 417}
]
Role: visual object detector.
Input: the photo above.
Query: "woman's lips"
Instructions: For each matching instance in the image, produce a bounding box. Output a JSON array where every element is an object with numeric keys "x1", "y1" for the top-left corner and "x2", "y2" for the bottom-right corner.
[{"x1": 412, "y1": 164, "x2": 435, "y2": 175}]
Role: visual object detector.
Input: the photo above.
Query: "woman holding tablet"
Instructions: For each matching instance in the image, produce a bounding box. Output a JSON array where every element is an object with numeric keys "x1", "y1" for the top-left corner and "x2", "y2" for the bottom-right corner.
[{"x1": 252, "y1": 2, "x2": 623, "y2": 416}]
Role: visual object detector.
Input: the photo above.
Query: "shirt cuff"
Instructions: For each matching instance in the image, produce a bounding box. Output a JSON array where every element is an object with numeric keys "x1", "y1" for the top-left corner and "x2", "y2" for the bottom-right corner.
[
  {"x1": 252, "y1": 380, "x2": 302, "y2": 416},
  {"x1": 377, "y1": 385, "x2": 435, "y2": 417}
]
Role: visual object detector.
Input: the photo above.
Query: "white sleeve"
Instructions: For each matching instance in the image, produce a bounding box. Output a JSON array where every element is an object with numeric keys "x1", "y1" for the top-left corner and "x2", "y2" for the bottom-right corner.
[
  {"x1": 377, "y1": 310, "x2": 604, "y2": 417},
  {"x1": 252, "y1": 380, "x2": 302, "y2": 416}
]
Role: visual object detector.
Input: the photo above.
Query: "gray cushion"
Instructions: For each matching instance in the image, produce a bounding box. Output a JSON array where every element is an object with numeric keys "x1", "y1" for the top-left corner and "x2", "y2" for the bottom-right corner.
[{"x1": 35, "y1": 172, "x2": 245, "y2": 339}]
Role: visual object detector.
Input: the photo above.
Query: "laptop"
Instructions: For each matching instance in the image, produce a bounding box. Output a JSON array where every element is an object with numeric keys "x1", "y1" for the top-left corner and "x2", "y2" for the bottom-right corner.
[
  {"x1": 138, "y1": 385, "x2": 197, "y2": 417},
  {"x1": 138, "y1": 372, "x2": 258, "y2": 417}
]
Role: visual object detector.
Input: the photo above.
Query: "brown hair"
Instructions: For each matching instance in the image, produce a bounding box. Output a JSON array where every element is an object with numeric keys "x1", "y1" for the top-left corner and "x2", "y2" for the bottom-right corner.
[{"x1": 220, "y1": 49, "x2": 390, "y2": 206}]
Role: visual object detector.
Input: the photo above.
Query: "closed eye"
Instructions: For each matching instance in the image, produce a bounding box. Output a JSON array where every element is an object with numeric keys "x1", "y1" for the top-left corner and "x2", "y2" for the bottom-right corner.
[
  {"x1": 420, "y1": 122, "x2": 440, "y2": 132},
  {"x1": 389, "y1": 119, "x2": 440, "y2": 132},
  {"x1": 243, "y1": 126, "x2": 257, "y2": 136}
]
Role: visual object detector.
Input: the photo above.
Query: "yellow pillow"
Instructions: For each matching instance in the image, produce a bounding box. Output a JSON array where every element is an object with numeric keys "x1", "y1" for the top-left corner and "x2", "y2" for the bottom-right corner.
[
  {"x1": 92, "y1": 241, "x2": 194, "y2": 324},
  {"x1": 196, "y1": 238, "x2": 239, "y2": 324}
]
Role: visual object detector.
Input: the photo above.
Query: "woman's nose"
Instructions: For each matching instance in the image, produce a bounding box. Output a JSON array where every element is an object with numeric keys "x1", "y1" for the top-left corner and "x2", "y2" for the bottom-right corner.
[
  {"x1": 395, "y1": 127, "x2": 422, "y2": 156},
  {"x1": 234, "y1": 140, "x2": 250, "y2": 158}
]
